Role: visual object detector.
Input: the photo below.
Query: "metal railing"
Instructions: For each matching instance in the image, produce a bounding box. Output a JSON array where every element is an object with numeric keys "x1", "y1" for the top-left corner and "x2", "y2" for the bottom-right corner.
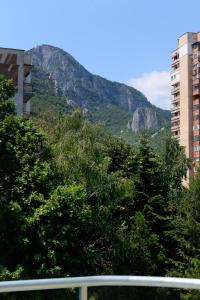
[{"x1": 1, "y1": 275, "x2": 200, "y2": 299}]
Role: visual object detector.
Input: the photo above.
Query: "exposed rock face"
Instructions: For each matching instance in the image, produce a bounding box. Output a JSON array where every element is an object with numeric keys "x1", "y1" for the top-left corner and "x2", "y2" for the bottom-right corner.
[
  {"x1": 29, "y1": 44, "x2": 170, "y2": 131},
  {"x1": 130, "y1": 107, "x2": 167, "y2": 133},
  {"x1": 29, "y1": 45, "x2": 152, "y2": 111}
]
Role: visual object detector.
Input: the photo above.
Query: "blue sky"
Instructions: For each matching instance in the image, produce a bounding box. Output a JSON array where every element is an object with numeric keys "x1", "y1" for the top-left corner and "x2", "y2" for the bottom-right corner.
[{"x1": 1, "y1": 0, "x2": 200, "y2": 109}]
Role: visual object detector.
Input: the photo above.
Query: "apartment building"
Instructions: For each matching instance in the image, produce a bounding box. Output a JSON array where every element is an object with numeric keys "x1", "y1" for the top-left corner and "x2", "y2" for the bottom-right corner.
[
  {"x1": 171, "y1": 32, "x2": 200, "y2": 180},
  {"x1": 0, "y1": 47, "x2": 32, "y2": 115}
]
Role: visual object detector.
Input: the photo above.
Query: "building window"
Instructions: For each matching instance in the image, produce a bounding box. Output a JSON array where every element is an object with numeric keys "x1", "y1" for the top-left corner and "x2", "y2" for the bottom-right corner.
[
  {"x1": 172, "y1": 53, "x2": 179, "y2": 61},
  {"x1": 171, "y1": 74, "x2": 177, "y2": 81},
  {"x1": 193, "y1": 84, "x2": 200, "y2": 90},
  {"x1": 192, "y1": 63, "x2": 200, "y2": 70},
  {"x1": 193, "y1": 157, "x2": 200, "y2": 161},
  {"x1": 193, "y1": 124, "x2": 200, "y2": 130},
  {"x1": 193, "y1": 104, "x2": 200, "y2": 110},
  {"x1": 194, "y1": 146, "x2": 200, "y2": 151},
  {"x1": 193, "y1": 115, "x2": 200, "y2": 120},
  {"x1": 193, "y1": 73, "x2": 200, "y2": 80},
  {"x1": 193, "y1": 53, "x2": 198, "y2": 59},
  {"x1": 192, "y1": 43, "x2": 199, "y2": 49},
  {"x1": 193, "y1": 135, "x2": 200, "y2": 141}
]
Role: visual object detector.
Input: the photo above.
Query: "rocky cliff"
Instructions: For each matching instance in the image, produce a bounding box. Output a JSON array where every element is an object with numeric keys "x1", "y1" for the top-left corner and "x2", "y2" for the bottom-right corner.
[
  {"x1": 129, "y1": 107, "x2": 168, "y2": 133},
  {"x1": 29, "y1": 44, "x2": 170, "y2": 133}
]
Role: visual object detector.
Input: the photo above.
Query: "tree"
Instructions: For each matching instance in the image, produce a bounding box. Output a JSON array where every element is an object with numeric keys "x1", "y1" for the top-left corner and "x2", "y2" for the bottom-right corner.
[
  {"x1": 171, "y1": 169, "x2": 200, "y2": 300},
  {"x1": 159, "y1": 134, "x2": 190, "y2": 277},
  {"x1": 1, "y1": 77, "x2": 194, "y2": 300},
  {"x1": 0, "y1": 76, "x2": 16, "y2": 120},
  {"x1": 160, "y1": 133, "x2": 190, "y2": 203},
  {"x1": 0, "y1": 79, "x2": 53, "y2": 284},
  {"x1": 0, "y1": 115, "x2": 52, "y2": 204}
]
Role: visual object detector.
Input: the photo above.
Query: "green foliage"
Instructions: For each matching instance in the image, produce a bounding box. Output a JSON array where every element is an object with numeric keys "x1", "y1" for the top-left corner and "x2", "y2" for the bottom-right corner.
[
  {"x1": 0, "y1": 76, "x2": 16, "y2": 120},
  {"x1": 31, "y1": 94, "x2": 73, "y2": 116},
  {"x1": 31, "y1": 91, "x2": 170, "y2": 147},
  {"x1": 160, "y1": 134, "x2": 190, "y2": 198},
  {"x1": 91, "y1": 103, "x2": 132, "y2": 135},
  {"x1": 33, "y1": 109, "x2": 110, "y2": 192},
  {"x1": 23, "y1": 184, "x2": 91, "y2": 278},
  {"x1": 170, "y1": 169, "x2": 200, "y2": 299},
  {"x1": 0, "y1": 115, "x2": 52, "y2": 204},
  {"x1": 0, "y1": 79, "x2": 197, "y2": 300},
  {"x1": 0, "y1": 79, "x2": 54, "y2": 286}
]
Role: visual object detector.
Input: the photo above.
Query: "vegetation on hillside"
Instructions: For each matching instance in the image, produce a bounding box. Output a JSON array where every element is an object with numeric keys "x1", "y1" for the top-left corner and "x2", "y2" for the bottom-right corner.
[
  {"x1": 29, "y1": 44, "x2": 171, "y2": 143},
  {"x1": 1, "y1": 77, "x2": 200, "y2": 300},
  {"x1": 31, "y1": 93, "x2": 171, "y2": 148}
]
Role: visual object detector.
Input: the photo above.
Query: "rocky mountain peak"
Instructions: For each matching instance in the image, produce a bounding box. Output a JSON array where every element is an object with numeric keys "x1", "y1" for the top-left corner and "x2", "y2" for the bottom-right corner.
[{"x1": 29, "y1": 44, "x2": 170, "y2": 132}]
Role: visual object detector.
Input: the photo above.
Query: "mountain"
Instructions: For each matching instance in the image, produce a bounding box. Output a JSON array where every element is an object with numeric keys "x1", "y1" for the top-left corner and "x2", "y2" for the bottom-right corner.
[{"x1": 28, "y1": 44, "x2": 170, "y2": 138}]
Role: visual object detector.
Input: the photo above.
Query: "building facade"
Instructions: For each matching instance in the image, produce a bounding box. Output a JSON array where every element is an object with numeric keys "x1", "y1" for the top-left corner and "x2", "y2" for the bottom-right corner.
[
  {"x1": 171, "y1": 32, "x2": 200, "y2": 180},
  {"x1": 0, "y1": 47, "x2": 32, "y2": 115}
]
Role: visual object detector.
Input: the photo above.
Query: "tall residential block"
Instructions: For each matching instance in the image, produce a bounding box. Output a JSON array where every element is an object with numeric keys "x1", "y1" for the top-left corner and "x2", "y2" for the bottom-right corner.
[
  {"x1": 0, "y1": 47, "x2": 32, "y2": 115},
  {"x1": 171, "y1": 32, "x2": 200, "y2": 179}
]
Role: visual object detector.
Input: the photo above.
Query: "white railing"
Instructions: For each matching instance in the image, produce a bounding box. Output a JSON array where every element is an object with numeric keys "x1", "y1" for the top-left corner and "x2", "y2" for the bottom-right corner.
[{"x1": 1, "y1": 275, "x2": 200, "y2": 299}]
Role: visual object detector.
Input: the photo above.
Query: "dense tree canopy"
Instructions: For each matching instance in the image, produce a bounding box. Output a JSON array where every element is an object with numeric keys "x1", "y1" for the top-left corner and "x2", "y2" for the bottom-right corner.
[{"x1": 0, "y1": 77, "x2": 199, "y2": 300}]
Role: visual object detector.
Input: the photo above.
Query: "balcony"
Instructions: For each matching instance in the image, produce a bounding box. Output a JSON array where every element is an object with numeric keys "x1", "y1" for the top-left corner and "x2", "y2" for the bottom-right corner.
[
  {"x1": 171, "y1": 50, "x2": 179, "y2": 67},
  {"x1": 171, "y1": 124, "x2": 180, "y2": 132},
  {"x1": 193, "y1": 98, "x2": 200, "y2": 105},
  {"x1": 193, "y1": 109, "x2": 200, "y2": 116},
  {"x1": 193, "y1": 128, "x2": 200, "y2": 135},
  {"x1": 171, "y1": 107, "x2": 180, "y2": 114},
  {"x1": 171, "y1": 59, "x2": 179, "y2": 67},
  {"x1": 171, "y1": 117, "x2": 180, "y2": 129},
  {"x1": 193, "y1": 140, "x2": 200, "y2": 146},
  {"x1": 193, "y1": 135, "x2": 200, "y2": 141},
  {"x1": 24, "y1": 83, "x2": 33, "y2": 102},
  {"x1": 24, "y1": 64, "x2": 32, "y2": 77},
  {"x1": 192, "y1": 52, "x2": 200, "y2": 64},
  {"x1": 171, "y1": 86, "x2": 180, "y2": 95},
  {"x1": 171, "y1": 64, "x2": 180, "y2": 73},
  {"x1": 193, "y1": 121, "x2": 200, "y2": 128},
  {"x1": 192, "y1": 58, "x2": 199, "y2": 65},
  {"x1": 193, "y1": 88, "x2": 200, "y2": 96},
  {"x1": 1, "y1": 275, "x2": 200, "y2": 299},
  {"x1": 193, "y1": 151, "x2": 200, "y2": 158},
  {"x1": 193, "y1": 78, "x2": 200, "y2": 85},
  {"x1": 192, "y1": 68, "x2": 200, "y2": 76},
  {"x1": 171, "y1": 115, "x2": 180, "y2": 122},
  {"x1": 171, "y1": 95, "x2": 180, "y2": 102}
]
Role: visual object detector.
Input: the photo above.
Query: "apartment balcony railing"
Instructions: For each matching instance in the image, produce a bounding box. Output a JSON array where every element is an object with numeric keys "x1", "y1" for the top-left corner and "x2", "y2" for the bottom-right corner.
[
  {"x1": 1, "y1": 276, "x2": 200, "y2": 299},
  {"x1": 171, "y1": 58, "x2": 179, "y2": 67},
  {"x1": 171, "y1": 106, "x2": 180, "y2": 113},
  {"x1": 171, "y1": 86, "x2": 180, "y2": 94},
  {"x1": 171, "y1": 97, "x2": 180, "y2": 104},
  {"x1": 171, "y1": 114, "x2": 180, "y2": 121},
  {"x1": 171, "y1": 125, "x2": 180, "y2": 132},
  {"x1": 171, "y1": 49, "x2": 179, "y2": 60}
]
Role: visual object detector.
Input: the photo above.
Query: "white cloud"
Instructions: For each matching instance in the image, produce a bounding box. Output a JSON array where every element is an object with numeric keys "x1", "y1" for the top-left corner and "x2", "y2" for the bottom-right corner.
[{"x1": 126, "y1": 71, "x2": 171, "y2": 110}]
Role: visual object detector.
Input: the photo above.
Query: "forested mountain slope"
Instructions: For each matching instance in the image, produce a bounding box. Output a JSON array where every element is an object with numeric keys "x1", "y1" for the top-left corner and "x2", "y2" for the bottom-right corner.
[{"x1": 29, "y1": 44, "x2": 170, "y2": 139}]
